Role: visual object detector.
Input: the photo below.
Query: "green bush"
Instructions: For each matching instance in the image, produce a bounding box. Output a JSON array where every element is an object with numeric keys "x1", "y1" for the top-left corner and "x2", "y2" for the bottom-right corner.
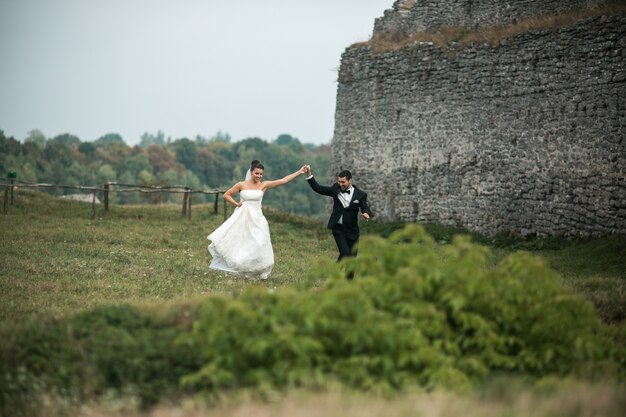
[
  {"x1": 1, "y1": 305, "x2": 190, "y2": 414},
  {"x1": 2, "y1": 225, "x2": 623, "y2": 414},
  {"x1": 181, "y1": 225, "x2": 621, "y2": 394}
]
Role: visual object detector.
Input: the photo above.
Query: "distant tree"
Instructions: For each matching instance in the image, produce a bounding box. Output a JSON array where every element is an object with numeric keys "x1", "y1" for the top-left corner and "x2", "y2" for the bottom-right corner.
[
  {"x1": 210, "y1": 130, "x2": 231, "y2": 143},
  {"x1": 96, "y1": 164, "x2": 117, "y2": 184},
  {"x1": 95, "y1": 133, "x2": 125, "y2": 146},
  {"x1": 25, "y1": 129, "x2": 47, "y2": 148},
  {"x1": 0, "y1": 131, "x2": 21, "y2": 157},
  {"x1": 0, "y1": 154, "x2": 20, "y2": 180},
  {"x1": 94, "y1": 142, "x2": 131, "y2": 167},
  {"x1": 19, "y1": 162, "x2": 38, "y2": 182},
  {"x1": 40, "y1": 161, "x2": 70, "y2": 194},
  {"x1": 50, "y1": 133, "x2": 81, "y2": 146},
  {"x1": 172, "y1": 138, "x2": 198, "y2": 172},
  {"x1": 160, "y1": 169, "x2": 180, "y2": 186},
  {"x1": 78, "y1": 142, "x2": 97, "y2": 159},
  {"x1": 237, "y1": 137, "x2": 267, "y2": 153},
  {"x1": 22, "y1": 141, "x2": 43, "y2": 160},
  {"x1": 139, "y1": 130, "x2": 166, "y2": 147},
  {"x1": 146, "y1": 145, "x2": 180, "y2": 175},
  {"x1": 274, "y1": 133, "x2": 297, "y2": 145},
  {"x1": 196, "y1": 147, "x2": 231, "y2": 188},
  {"x1": 66, "y1": 162, "x2": 91, "y2": 186},
  {"x1": 0, "y1": 126, "x2": 330, "y2": 213},
  {"x1": 210, "y1": 140, "x2": 237, "y2": 162},
  {"x1": 275, "y1": 134, "x2": 305, "y2": 154},
  {"x1": 183, "y1": 170, "x2": 202, "y2": 189},
  {"x1": 137, "y1": 169, "x2": 155, "y2": 186},
  {"x1": 120, "y1": 153, "x2": 151, "y2": 178},
  {"x1": 43, "y1": 142, "x2": 73, "y2": 166}
]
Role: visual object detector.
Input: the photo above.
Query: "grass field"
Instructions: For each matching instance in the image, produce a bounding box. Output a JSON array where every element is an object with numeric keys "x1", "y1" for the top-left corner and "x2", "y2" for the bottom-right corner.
[
  {"x1": 72, "y1": 382, "x2": 626, "y2": 417},
  {"x1": 1, "y1": 189, "x2": 624, "y2": 416},
  {"x1": 0, "y1": 190, "x2": 336, "y2": 326}
]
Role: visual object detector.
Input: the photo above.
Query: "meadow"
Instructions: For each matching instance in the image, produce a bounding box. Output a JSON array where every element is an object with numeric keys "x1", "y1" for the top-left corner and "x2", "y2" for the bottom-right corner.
[
  {"x1": 1, "y1": 190, "x2": 624, "y2": 416},
  {"x1": 0, "y1": 190, "x2": 335, "y2": 326}
]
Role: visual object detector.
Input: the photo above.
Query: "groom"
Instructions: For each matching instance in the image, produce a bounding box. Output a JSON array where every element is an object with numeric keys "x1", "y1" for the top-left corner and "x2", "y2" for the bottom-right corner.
[{"x1": 304, "y1": 165, "x2": 372, "y2": 267}]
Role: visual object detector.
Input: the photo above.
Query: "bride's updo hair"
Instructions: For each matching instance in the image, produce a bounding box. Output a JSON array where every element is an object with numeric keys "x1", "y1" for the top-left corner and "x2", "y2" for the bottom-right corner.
[{"x1": 250, "y1": 159, "x2": 264, "y2": 171}]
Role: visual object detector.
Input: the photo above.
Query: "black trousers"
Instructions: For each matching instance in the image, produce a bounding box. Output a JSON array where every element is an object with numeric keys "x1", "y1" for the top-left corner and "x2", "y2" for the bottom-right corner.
[{"x1": 331, "y1": 224, "x2": 358, "y2": 262}]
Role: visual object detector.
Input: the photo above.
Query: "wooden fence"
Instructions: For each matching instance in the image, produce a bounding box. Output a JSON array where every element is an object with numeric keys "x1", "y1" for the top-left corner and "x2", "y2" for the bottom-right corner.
[{"x1": 1, "y1": 180, "x2": 227, "y2": 220}]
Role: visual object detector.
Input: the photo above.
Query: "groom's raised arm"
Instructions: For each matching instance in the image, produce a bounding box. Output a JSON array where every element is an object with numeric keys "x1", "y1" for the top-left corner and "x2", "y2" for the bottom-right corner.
[{"x1": 306, "y1": 175, "x2": 334, "y2": 197}]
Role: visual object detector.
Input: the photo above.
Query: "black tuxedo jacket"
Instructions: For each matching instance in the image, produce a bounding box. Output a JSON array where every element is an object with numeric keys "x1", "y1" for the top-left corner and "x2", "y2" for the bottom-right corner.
[{"x1": 307, "y1": 176, "x2": 372, "y2": 239}]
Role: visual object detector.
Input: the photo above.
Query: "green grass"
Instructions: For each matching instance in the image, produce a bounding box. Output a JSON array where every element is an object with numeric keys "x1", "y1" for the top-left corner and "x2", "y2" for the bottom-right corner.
[
  {"x1": 537, "y1": 237, "x2": 626, "y2": 323},
  {"x1": 1, "y1": 189, "x2": 624, "y2": 327},
  {"x1": 1, "y1": 189, "x2": 625, "y2": 416},
  {"x1": 0, "y1": 189, "x2": 336, "y2": 326}
]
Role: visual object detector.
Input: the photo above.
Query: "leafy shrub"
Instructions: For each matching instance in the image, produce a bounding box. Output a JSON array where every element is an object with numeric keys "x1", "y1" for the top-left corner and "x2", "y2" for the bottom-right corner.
[
  {"x1": 69, "y1": 305, "x2": 191, "y2": 404},
  {"x1": 1, "y1": 305, "x2": 190, "y2": 415},
  {"x1": 2, "y1": 225, "x2": 623, "y2": 414},
  {"x1": 181, "y1": 225, "x2": 621, "y2": 394}
]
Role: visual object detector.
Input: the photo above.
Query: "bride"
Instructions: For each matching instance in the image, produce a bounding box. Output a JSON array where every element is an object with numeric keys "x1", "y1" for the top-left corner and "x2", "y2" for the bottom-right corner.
[{"x1": 207, "y1": 160, "x2": 307, "y2": 280}]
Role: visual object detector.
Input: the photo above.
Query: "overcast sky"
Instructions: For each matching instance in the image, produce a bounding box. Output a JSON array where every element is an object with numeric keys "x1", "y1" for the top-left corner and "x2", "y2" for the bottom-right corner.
[{"x1": 0, "y1": 0, "x2": 391, "y2": 146}]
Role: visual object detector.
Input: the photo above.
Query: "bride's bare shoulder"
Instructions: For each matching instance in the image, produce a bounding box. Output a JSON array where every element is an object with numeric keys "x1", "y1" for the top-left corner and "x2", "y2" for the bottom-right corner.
[{"x1": 239, "y1": 181, "x2": 264, "y2": 192}]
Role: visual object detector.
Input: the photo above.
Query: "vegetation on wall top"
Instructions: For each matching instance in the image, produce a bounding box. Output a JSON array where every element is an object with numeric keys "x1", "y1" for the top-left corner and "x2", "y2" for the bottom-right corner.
[{"x1": 357, "y1": 1, "x2": 626, "y2": 53}]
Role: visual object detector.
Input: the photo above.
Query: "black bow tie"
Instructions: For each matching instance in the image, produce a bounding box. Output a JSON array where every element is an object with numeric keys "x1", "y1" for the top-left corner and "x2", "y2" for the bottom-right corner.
[{"x1": 341, "y1": 189, "x2": 351, "y2": 194}]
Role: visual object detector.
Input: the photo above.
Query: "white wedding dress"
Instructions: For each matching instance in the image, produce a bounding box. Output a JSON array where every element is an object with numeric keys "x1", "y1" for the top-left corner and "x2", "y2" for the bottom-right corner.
[{"x1": 207, "y1": 189, "x2": 274, "y2": 279}]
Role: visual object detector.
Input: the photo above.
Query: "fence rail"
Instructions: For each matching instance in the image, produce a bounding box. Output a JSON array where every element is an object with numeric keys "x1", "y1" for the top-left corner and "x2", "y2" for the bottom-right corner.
[{"x1": 1, "y1": 180, "x2": 227, "y2": 220}]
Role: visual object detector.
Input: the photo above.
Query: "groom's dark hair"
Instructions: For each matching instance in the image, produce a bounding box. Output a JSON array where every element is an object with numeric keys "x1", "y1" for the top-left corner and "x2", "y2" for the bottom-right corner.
[{"x1": 337, "y1": 170, "x2": 352, "y2": 180}]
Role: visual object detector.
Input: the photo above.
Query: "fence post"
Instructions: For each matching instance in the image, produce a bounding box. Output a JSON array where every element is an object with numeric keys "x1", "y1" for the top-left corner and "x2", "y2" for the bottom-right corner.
[
  {"x1": 182, "y1": 187, "x2": 189, "y2": 217},
  {"x1": 91, "y1": 190, "x2": 96, "y2": 219},
  {"x1": 214, "y1": 192, "x2": 219, "y2": 214},
  {"x1": 187, "y1": 191, "x2": 192, "y2": 220},
  {"x1": 223, "y1": 194, "x2": 228, "y2": 221},
  {"x1": 104, "y1": 182, "x2": 110, "y2": 211},
  {"x1": 8, "y1": 172, "x2": 16, "y2": 205},
  {"x1": 3, "y1": 186, "x2": 8, "y2": 214}
]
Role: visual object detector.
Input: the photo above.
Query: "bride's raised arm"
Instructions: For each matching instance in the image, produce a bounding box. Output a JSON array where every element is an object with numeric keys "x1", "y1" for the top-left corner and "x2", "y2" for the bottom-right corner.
[{"x1": 263, "y1": 166, "x2": 306, "y2": 190}]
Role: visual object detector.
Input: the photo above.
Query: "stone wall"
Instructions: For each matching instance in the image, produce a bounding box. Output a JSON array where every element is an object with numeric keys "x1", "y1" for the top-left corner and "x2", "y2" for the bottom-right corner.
[
  {"x1": 374, "y1": 0, "x2": 611, "y2": 33},
  {"x1": 331, "y1": 3, "x2": 626, "y2": 237}
]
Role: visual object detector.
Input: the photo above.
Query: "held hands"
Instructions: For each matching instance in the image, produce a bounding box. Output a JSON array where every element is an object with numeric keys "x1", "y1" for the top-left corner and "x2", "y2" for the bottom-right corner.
[{"x1": 302, "y1": 165, "x2": 312, "y2": 176}]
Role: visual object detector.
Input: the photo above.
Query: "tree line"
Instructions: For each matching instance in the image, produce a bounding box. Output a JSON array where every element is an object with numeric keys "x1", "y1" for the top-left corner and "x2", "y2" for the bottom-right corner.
[{"x1": 0, "y1": 129, "x2": 331, "y2": 217}]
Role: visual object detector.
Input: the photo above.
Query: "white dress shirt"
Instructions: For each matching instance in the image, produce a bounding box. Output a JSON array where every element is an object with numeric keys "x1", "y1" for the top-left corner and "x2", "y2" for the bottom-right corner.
[
  {"x1": 307, "y1": 174, "x2": 353, "y2": 224},
  {"x1": 338, "y1": 187, "x2": 353, "y2": 208},
  {"x1": 337, "y1": 187, "x2": 353, "y2": 224}
]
